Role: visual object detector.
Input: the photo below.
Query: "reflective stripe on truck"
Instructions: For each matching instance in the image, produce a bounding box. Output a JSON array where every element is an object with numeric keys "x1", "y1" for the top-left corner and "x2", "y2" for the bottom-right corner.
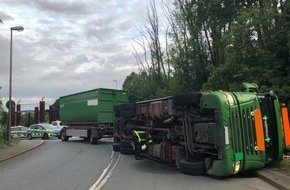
[
  {"x1": 282, "y1": 107, "x2": 290, "y2": 146},
  {"x1": 253, "y1": 109, "x2": 265, "y2": 151}
]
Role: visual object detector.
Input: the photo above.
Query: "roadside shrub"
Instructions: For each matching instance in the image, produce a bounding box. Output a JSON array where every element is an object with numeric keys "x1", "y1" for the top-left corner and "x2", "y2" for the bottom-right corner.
[{"x1": 0, "y1": 126, "x2": 8, "y2": 147}]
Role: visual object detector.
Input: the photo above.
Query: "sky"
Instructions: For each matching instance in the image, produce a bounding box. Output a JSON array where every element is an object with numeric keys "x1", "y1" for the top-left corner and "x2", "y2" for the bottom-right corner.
[{"x1": 0, "y1": 0, "x2": 156, "y2": 111}]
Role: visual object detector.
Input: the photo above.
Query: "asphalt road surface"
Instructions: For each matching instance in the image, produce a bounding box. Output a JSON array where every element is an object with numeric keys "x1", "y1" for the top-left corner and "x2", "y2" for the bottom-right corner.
[
  {"x1": 95, "y1": 154, "x2": 278, "y2": 190},
  {"x1": 0, "y1": 138, "x2": 113, "y2": 190},
  {"x1": 0, "y1": 138, "x2": 278, "y2": 190}
]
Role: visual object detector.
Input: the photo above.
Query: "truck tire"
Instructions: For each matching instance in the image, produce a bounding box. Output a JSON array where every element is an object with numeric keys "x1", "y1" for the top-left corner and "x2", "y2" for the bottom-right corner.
[
  {"x1": 121, "y1": 140, "x2": 133, "y2": 148},
  {"x1": 172, "y1": 92, "x2": 201, "y2": 106},
  {"x1": 90, "y1": 135, "x2": 98, "y2": 145},
  {"x1": 179, "y1": 158, "x2": 206, "y2": 176},
  {"x1": 120, "y1": 110, "x2": 136, "y2": 118},
  {"x1": 121, "y1": 103, "x2": 136, "y2": 110},
  {"x1": 61, "y1": 130, "x2": 69, "y2": 141},
  {"x1": 113, "y1": 143, "x2": 121, "y2": 151},
  {"x1": 120, "y1": 147, "x2": 135, "y2": 155}
]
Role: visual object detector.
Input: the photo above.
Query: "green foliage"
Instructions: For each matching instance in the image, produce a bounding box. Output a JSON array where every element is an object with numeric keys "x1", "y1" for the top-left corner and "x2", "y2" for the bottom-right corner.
[
  {"x1": 126, "y1": 0, "x2": 289, "y2": 111},
  {"x1": 171, "y1": 0, "x2": 290, "y2": 109},
  {"x1": 217, "y1": 0, "x2": 290, "y2": 108},
  {"x1": 0, "y1": 111, "x2": 8, "y2": 128},
  {"x1": 0, "y1": 92, "x2": 8, "y2": 145},
  {"x1": 123, "y1": 72, "x2": 149, "y2": 102},
  {"x1": 20, "y1": 113, "x2": 34, "y2": 127},
  {"x1": 122, "y1": 71, "x2": 175, "y2": 102}
]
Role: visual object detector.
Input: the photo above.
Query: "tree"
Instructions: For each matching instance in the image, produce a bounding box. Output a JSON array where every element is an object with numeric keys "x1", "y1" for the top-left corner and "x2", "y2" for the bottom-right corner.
[
  {"x1": 126, "y1": 0, "x2": 290, "y2": 111},
  {"x1": 128, "y1": 0, "x2": 174, "y2": 101},
  {"x1": 0, "y1": 87, "x2": 5, "y2": 127},
  {"x1": 122, "y1": 72, "x2": 151, "y2": 102},
  {"x1": 203, "y1": 0, "x2": 290, "y2": 108}
]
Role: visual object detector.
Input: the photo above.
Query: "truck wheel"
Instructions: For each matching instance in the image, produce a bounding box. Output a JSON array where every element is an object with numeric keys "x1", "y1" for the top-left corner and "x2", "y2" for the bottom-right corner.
[
  {"x1": 113, "y1": 143, "x2": 121, "y2": 151},
  {"x1": 113, "y1": 136, "x2": 120, "y2": 143},
  {"x1": 120, "y1": 110, "x2": 136, "y2": 118},
  {"x1": 61, "y1": 130, "x2": 69, "y2": 141},
  {"x1": 121, "y1": 140, "x2": 133, "y2": 148},
  {"x1": 172, "y1": 92, "x2": 201, "y2": 106},
  {"x1": 120, "y1": 147, "x2": 135, "y2": 155},
  {"x1": 90, "y1": 136, "x2": 98, "y2": 145},
  {"x1": 179, "y1": 158, "x2": 206, "y2": 176},
  {"x1": 121, "y1": 103, "x2": 136, "y2": 110}
]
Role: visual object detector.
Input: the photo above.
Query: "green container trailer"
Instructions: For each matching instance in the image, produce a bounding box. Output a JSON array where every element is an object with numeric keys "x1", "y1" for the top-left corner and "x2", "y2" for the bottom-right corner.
[{"x1": 59, "y1": 88, "x2": 128, "y2": 144}]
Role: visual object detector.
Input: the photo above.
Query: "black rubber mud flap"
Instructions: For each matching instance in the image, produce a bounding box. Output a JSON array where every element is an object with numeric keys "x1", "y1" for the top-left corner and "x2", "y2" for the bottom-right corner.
[
  {"x1": 172, "y1": 92, "x2": 202, "y2": 106},
  {"x1": 113, "y1": 143, "x2": 121, "y2": 151},
  {"x1": 120, "y1": 147, "x2": 135, "y2": 155},
  {"x1": 179, "y1": 159, "x2": 206, "y2": 176}
]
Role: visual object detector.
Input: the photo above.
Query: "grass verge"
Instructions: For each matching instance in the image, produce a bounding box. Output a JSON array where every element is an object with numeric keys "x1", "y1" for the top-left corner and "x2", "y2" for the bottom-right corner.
[
  {"x1": 271, "y1": 156, "x2": 290, "y2": 176},
  {"x1": 0, "y1": 139, "x2": 20, "y2": 149}
]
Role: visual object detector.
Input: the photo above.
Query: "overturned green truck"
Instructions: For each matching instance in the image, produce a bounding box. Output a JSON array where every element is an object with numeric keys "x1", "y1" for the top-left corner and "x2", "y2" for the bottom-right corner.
[{"x1": 113, "y1": 83, "x2": 290, "y2": 177}]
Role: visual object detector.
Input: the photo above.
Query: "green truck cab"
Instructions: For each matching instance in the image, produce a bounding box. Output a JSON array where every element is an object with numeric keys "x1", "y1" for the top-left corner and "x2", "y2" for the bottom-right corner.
[
  {"x1": 59, "y1": 88, "x2": 128, "y2": 144},
  {"x1": 113, "y1": 83, "x2": 290, "y2": 177}
]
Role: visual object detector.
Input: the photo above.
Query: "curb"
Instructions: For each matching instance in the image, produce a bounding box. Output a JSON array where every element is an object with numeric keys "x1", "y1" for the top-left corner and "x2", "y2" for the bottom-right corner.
[
  {"x1": 0, "y1": 140, "x2": 44, "y2": 162},
  {"x1": 255, "y1": 169, "x2": 290, "y2": 190}
]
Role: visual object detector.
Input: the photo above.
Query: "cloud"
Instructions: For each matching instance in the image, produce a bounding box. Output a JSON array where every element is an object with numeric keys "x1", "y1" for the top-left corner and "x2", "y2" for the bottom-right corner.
[{"x1": 0, "y1": 0, "x2": 156, "y2": 111}]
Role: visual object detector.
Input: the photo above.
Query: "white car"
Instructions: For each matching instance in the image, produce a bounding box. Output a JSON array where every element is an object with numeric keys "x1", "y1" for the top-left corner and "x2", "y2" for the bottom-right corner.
[{"x1": 51, "y1": 120, "x2": 67, "y2": 129}]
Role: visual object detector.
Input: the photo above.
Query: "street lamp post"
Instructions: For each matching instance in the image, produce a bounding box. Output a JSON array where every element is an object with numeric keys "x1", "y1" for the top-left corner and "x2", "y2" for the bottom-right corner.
[
  {"x1": 7, "y1": 26, "x2": 24, "y2": 145},
  {"x1": 113, "y1": 80, "x2": 118, "y2": 89}
]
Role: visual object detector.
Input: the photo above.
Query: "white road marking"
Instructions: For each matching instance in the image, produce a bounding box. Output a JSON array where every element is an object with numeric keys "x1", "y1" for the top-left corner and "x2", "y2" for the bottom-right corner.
[{"x1": 89, "y1": 151, "x2": 121, "y2": 190}]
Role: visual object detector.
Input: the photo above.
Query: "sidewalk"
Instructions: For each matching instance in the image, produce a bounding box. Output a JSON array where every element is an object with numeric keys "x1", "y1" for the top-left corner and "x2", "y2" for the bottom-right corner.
[
  {"x1": 0, "y1": 140, "x2": 289, "y2": 190},
  {"x1": 0, "y1": 140, "x2": 43, "y2": 162},
  {"x1": 256, "y1": 168, "x2": 290, "y2": 190}
]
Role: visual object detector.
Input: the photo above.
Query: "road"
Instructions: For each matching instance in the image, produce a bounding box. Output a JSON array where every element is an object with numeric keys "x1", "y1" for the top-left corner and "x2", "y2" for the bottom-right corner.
[
  {"x1": 0, "y1": 138, "x2": 113, "y2": 190},
  {"x1": 96, "y1": 153, "x2": 278, "y2": 190},
  {"x1": 0, "y1": 138, "x2": 278, "y2": 190}
]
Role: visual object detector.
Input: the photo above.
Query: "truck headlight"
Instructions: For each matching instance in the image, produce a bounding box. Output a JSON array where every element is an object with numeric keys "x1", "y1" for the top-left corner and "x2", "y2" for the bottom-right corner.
[{"x1": 234, "y1": 161, "x2": 241, "y2": 174}]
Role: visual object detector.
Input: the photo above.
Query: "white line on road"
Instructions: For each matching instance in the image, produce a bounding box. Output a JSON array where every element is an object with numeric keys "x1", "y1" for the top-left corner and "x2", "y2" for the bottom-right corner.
[{"x1": 89, "y1": 151, "x2": 121, "y2": 190}]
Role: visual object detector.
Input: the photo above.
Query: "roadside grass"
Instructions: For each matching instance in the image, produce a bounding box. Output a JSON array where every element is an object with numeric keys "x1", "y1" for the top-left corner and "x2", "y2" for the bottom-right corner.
[
  {"x1": 0, "y1": 138, "x2": 19, "y2": 149},
  {"x1": 0, "y1": 128, "x2": 19, "y2": 148},
  {"x1": 271, "y1": 156, "x2": 290, "y2": 176}
]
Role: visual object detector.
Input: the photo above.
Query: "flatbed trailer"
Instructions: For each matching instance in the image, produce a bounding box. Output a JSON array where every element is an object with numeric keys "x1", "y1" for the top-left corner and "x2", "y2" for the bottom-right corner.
[{"x1": 59, "y1": 88, "x2": 128, "y2": 144}]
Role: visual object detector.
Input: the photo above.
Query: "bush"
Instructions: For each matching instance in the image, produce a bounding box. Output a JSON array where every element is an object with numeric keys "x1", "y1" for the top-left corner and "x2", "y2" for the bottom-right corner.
[{"x1": 0, "y1": 126, "x2": 8, "y2": 147}]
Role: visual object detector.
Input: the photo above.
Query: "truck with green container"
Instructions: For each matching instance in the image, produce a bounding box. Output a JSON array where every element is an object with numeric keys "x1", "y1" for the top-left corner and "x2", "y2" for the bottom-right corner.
[
  {"x1": 59, "y1": 88, "x2": 128, "y2": 144},
  {"x1": 113, "y1": 83, "x2": 290, "y2": 177}
]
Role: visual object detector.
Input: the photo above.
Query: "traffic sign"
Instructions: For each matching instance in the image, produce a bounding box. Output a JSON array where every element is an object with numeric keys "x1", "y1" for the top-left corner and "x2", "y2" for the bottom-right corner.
[{"x1": 6, "y1": 100, "x2": 16, "y2": 109}]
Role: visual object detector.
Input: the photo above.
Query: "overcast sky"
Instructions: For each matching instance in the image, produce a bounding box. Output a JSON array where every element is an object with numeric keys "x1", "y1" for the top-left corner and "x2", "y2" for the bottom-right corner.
[{"x1": 0, "y1": 0, "x2": 157, "y2": 110}]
